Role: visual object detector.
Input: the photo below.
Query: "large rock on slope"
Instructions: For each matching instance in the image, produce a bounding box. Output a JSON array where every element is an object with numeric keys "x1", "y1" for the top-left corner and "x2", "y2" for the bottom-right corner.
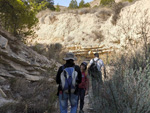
[{"x1": 0, "y1": 28, "x2": 59, "y2": 108}]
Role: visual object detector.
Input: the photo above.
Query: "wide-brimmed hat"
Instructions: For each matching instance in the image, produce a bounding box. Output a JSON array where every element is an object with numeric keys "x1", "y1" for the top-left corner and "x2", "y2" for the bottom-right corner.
[{"x1": 63, "y1": 52, "x2": 77, "y2": 61}]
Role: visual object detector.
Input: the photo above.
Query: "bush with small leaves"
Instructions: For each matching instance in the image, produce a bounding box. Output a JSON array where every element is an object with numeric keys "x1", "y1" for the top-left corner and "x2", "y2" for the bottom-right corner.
[{"x1": 100, "y1": 0, "x2": 115, "y2": 6}]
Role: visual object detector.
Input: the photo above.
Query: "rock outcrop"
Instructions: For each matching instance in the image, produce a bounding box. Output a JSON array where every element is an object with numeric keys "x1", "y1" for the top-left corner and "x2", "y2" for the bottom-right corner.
[
  {"x1": 0, "y1": 28, "x2": 59, "y2": 110},
  {"x1": 0, "y1": 29, "x2": 58, "y2": 81}
]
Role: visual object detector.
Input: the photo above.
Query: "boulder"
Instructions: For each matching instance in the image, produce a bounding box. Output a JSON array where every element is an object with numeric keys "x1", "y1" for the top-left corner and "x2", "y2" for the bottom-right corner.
[{"x1": 0, "y1": 35, "x2": 8, "y2": 49}]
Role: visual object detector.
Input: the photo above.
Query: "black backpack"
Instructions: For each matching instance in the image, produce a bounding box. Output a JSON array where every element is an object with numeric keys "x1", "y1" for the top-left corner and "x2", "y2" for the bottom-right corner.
[{"x1": 88, "y1": 59, "x2": 99, "y2": 78}]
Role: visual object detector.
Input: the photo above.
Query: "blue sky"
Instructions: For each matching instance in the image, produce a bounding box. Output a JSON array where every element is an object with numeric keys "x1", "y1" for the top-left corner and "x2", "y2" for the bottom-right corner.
[{"x1": 54, "y1": 0, "x2": 93, "y2": 7}]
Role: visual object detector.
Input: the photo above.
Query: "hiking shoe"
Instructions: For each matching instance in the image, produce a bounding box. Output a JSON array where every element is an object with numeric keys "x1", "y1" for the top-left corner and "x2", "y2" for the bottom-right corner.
[
  {"x1": 79, "y1": 110, "x2": 84, "y2": 113},
  {"x1": 87, "y1": 107, "x2": 96, "y2": 112}
]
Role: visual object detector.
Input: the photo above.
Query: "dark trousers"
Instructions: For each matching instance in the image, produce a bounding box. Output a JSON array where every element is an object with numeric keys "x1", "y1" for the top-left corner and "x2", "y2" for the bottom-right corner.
[{"x1": 78, "y1": 88, "x2": 86, "y2": 110}]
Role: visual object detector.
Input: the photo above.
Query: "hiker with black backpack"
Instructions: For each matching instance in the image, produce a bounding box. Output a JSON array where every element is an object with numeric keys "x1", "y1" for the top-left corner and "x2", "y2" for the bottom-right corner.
[
  {"x1": 88, "y1": 52, "x2": 107, "y2": 111},
  {"x1": 88, "y1": 52, "x2": 106, "y2": 80},
  {"x1": 56, "y1": 52, "x2": 82, "y2": 113}
]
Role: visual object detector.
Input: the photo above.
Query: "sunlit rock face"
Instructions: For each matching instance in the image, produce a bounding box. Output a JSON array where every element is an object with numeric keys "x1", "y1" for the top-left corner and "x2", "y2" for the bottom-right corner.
[
  {"x1": 27, "y1": 8, "x2": 113, "y2": 57},
  {"x1": 27, "y1": 0, "x2": 150, "y2": 58}
]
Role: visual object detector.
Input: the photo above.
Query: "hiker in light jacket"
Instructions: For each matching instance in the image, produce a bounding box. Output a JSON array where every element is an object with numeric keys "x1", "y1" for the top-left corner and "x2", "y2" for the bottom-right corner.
[
  {"x1": 56, "y1": 52, "x2": 82, "y2": 113},
  {"x1": 88, "y1": 52, "x2": 107, "y2": 81},
  {"x1": 87, "y1": 52, "x2": 107, "y2": 110},
  {"x1": 78, "y1": 62, "x2": 89, "y2": 113}
]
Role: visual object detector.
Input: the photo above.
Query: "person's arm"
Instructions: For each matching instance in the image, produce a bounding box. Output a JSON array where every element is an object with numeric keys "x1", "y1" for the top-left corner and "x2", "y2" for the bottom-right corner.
[
  {"x1": 101, "y1": 61, "x2": 107, "y2": 79},
  {"x1": 87, "y1": 59, "x2": 93, "y2": 70},
  {"x1": 87, "y1": 63, "x2": 90, "y2": 69},
  {"x1": 56, "y1": 66, "x2": 63, "y2": 84}
]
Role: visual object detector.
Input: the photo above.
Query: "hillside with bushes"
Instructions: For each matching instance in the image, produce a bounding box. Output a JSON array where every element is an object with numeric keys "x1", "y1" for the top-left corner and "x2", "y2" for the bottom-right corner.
[{"x1": 25, "y1": 0, "x2": 149, "y2": 60}]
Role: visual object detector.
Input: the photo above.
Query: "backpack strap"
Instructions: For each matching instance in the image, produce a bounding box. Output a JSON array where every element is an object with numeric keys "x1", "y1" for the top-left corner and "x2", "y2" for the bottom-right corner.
[
  {"x1": 61, "y1": 65, "x2": 65, "y2": 99},
  {"x1": 92, "y1": 59, "x2": 94, "y2": 63},
  {"x1": 93, "y1": 58, "x2": 99, "y2": 64},
  {"x1": 96, "y1": 58, "x2": 99, "y2": 62},
  {"x1": 62, "y1": 65, "x2": 65, "y2": 70}
]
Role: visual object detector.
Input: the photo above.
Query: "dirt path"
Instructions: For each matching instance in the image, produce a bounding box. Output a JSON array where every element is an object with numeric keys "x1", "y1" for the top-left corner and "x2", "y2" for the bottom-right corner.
[
  {"x1": 69, "y1": 94, "x2": 95, "y2": 113},
  {"x1": 82, "y1": 94, "x2": 95, "y2": 113}
]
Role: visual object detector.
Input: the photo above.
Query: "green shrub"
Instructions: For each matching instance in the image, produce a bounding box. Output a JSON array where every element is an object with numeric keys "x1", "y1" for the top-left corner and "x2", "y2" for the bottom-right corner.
[
  {"x1": 56, "y1": 4, "x2": 61, "y2": 12},
  {"x1": 68, "y1": 0, "x2": 78, "y2": 9},
  {"x1": 101, "y1": 63, "x2": 150, "y2": 113},
  {"x1": 100, "y1": 0, "x2": 115, "y2": 6},
  {"x1": 123, "y1": 0, "x2": 134, "y2": 2},
  {"x1": 0, "y1": 0, "x2": 38, "y2": 37},
  {"x1": 79, "y1": 0, "x2": 90, "y2": 8}
]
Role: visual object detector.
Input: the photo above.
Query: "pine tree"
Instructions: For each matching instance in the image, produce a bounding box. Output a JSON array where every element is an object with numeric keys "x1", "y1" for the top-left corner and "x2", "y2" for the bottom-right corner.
[
  {"x1": 28, "y1": 0, "x2": 55, "y2": 12},
  {"x1": 84, "y1": 3, "x2": 90, "y2": 7},
  {"x1": 74, "y1": 0, "x2": 78, "y2": 8},
  {"x1": 56, "y1": 4, "x2": 61, "y2": 12},
  {"x1": 79, "y1": 0, "x2": 90, "y2": 8},
  {"x1": 69, "y1": 0, "x2": 78, "y2": 9},
  {"x1": 0, "y1": 0, "x2": 38, "y2": 37},
  {"x1": 79, "y1": 0, "x2": 84, "y2": 8}
]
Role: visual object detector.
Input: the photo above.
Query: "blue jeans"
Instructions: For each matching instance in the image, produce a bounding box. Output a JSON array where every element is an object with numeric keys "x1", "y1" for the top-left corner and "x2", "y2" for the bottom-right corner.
[{"x1": 59, "y1": 92, "x2": 78, "y2": 113}]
